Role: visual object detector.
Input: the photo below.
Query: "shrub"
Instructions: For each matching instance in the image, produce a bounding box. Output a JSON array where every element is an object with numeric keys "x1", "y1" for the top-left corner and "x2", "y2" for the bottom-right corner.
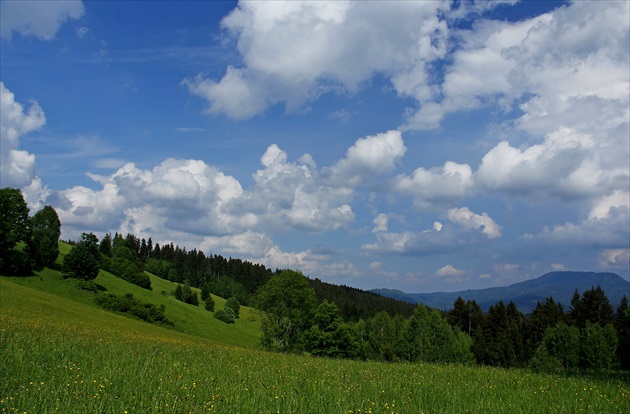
[
  {"x1": 214, "y1": 308, "x2": 235, "y2": 324},
  {"x1": 95, "y1": 293, "x2": 171, "y2": 326},
  {"x1": 225, "y1": 296, "x2": 240, "y2": 318}
]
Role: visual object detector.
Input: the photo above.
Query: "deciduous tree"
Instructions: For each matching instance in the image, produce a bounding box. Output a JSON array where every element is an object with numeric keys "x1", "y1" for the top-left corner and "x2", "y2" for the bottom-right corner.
[{"x1": 27, "y1": 205, "x2": 61, "y2": 269}]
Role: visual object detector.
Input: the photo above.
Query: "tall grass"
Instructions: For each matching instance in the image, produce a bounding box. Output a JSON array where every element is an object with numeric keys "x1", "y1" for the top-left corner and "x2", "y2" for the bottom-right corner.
[{"x1": 1, "y1": 279, "x2": 628, "y2": 413}]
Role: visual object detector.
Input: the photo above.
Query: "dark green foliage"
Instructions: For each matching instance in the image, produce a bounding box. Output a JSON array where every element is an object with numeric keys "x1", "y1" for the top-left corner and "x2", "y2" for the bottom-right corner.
[
  {"x1": 255, "y1": 270, "x2": 317, "y2": 352},
  {"x1": 524, "y1": 297, "x2": 566, "y2": 360},
  {"x1": 100, "y1": 252, "x2": 151, "y2": 290},
  {"x1": 214, "y1": 308, "x2": 235, "y2": 324},
  {"x1": 200, "y1": 283, "x2": 211, "y2": 301},
  {"x1": 204, "y1": 296, "x2": 215, "y2": 312},
  {"x1": 532, "y1": 322, "x2": 580, "y2": 370},
  {"x1": 207, "y1": 275, "x2": 247, "y2": 304},
  {"x1": 95, "y1": 293, "x2": 171, "y2": 325},
  {"x1": 304, "y1": 300, "x2": 359, "y2": 359},
  {"x1": 172, "y1": 282, "x2": 198, "y2": 306},
  {"x1": 579, "y1": 322, "x2": 617, "y2": 370},
  {"x1": 400, "y1": 304, "x2": 474, "y2": 364},
  {"x1": 363, "y1": 311, "x2": 397, "y2": 361},
  {"x1": 309, "y1": 277, "x2": 415, "y2": 321},
  {"x1": 65, "y1": 278, "x2": 100, "y2": 292},
  {"x1": 0, "y1": 188, "x2": 31, "y2": 273},
  {"x1": 570, "y1": 286, "x2": 615, "y2": 329},
  {"x1": 4, "y1": 249, "x2": 32, "y2": 276},
  {"x1": 144, "y1": 258, "x2": 176, "y2": 280},
  {"x1": 615, "y1": 296, "x2": 630, "y2": 369},
  {"x1": 99, "y1": 233, "x2": 113, "y2": 257},
  {"x1": 27, "y1": 205, "x2": 61, "y2": 269},
  {"x1": 62, "y1": 233, "x2": 100, "y2": 280},
  {"x1": 225, "y1": 296, "x2": 240, "y2": 318}
]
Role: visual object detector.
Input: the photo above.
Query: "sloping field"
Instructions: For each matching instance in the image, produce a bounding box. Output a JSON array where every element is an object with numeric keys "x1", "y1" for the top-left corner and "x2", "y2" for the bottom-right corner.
[
  {"x1": 1, "y1": 277, "x2": 629, "y2": 413},
  {"x1": 0, "y1": 241, "x2": 261, "y2": 348}
]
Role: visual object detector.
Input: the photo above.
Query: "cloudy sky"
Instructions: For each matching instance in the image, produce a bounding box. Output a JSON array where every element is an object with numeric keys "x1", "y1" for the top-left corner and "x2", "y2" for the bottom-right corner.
[{"x1": 1, "y1": 0, "x2": 628, "y2": 292}]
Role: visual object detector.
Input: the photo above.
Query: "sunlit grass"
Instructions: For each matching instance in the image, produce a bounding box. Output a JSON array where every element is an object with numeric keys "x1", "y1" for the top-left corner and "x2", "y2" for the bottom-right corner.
[
  {"x1": 1, "y1": 279, "x2": 628, "y2": 413},
  {"x1": 2, "y1": 242, "x2": 261, "y2": 348}
]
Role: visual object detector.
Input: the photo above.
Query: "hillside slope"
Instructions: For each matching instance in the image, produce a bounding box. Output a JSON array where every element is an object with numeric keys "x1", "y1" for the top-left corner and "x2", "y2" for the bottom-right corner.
[
  {"x1": 0, "y1": 242, "x2": 262, "y2": 348},
  {"x1": 372, "y1": 271, "x2": 630, "y2": 313}
]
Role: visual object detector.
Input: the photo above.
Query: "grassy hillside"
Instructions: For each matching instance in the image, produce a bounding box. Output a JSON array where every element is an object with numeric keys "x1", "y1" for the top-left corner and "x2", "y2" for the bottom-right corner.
[
  {"x1": 1, "y1": 242, "x2": 261, "y2": 348},
  {"x1": 2, "y1": 278, "x2": 629, "y2": 413}
]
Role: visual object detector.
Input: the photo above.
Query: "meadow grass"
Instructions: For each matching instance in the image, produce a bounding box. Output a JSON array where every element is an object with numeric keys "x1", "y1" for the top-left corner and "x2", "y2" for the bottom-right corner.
[{"x1": 1, "y1": 278, "x2": 629, "y2": 413}]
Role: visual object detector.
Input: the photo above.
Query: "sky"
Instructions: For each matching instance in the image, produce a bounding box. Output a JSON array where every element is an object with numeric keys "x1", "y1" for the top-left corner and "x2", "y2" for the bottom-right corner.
[{"x1": 1, "y1": 0, "x2": 628, "y2": 293}]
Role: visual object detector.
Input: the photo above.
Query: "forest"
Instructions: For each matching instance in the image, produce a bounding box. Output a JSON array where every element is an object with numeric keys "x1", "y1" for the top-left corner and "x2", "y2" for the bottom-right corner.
[{"x1": 1, "y1": 187, "x2": 629, "y2": 372}]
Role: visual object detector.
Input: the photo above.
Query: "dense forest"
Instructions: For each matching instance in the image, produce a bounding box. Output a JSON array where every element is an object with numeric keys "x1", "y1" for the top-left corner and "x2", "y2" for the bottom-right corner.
[{"x1": 2, "y1": 187, "x2": 629, "y2": 372}]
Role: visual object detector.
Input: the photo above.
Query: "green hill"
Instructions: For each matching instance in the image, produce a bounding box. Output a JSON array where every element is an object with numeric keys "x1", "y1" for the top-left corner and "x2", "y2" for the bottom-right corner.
[{"x1": 1, "y1": 242, "x2": 261, "y2": 348}]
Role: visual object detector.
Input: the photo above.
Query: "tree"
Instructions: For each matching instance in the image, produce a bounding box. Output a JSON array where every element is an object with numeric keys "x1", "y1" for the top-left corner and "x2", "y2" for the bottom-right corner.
[
  {"x1": 570, "y1": 286, "x2": 614, "y2": 329},
  {"x1": 62, "y1": 233, "x2": 100, "y2": 280},
  {"x1": 534, "y1": 322, "x2": 581, "y2": 370},
  {"x1": 254, "y1": 270, "x2": 317, "y2": 352},
  {"x1": 615, "y1": 296, "x2": 630, "y2": 369},
  {"x1": 304, "y1": 300, "x2": 358, "y2": 359},
  {"x1": 204, "y1": 295, "x2": 215, "y2": 312},
  {"x1": 225, "y1": 296, "x2": 240, "y2": 318},
  {"x1": 26, "y1": 205, "x2": 61, "y2": 269},
  {"x1": 579, "y1": 322, "x2": 617, "y2": 370},
  {"x1": 0, "y1": 188, "x2": 31, "y2": 273},
  {"x1": 99, "y1": 233, "x2": 113, "y2": 257},
  {"x1": 524, "y1": 297, "x2": 565, "y2": 360}
]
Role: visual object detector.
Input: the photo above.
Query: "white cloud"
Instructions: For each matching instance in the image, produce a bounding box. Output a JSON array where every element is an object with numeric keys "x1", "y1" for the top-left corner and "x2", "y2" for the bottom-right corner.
[
  {"x1": 476, "y1": 127, "x2": 625, "y2": 200},
  {"x1": 187, "y1": 1, "x2": 451, "y2": 119},
  {"x1": 436, "y1": 264, "x2": 464, "y2": 277},
  {"x1": 0, "y1": 82, "x2": 48, "y2": 207},
  {"x1": 405, "y1": 2, "x2": 629, "y2": 132},
  {"x1": 394, "y1": 161, "x2": 473, "y2": 208},
  {"x1": 550, "y1": 263, "x2": 566, "y2": 271},
  {"x1": 325, "y1": 130, "x2": 407, "y2": 187},
  {"x1": 1, "y1": 0, "x2": 84, "y2": 40},
  {"x1": 372, "y1": 213, "x2": 388, "y2": 234},
  {"x1": 447, "y1": 207, "x2": 501, "y2": 239},
  {"x1": 598, "y1": 249, "x2": 630, "y2": 269}
]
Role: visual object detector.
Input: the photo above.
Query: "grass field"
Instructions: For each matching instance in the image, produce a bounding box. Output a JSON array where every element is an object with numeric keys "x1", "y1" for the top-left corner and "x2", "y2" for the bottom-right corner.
[{"x1": 1, "y1": 271, "x2": 629, "y2": 413}]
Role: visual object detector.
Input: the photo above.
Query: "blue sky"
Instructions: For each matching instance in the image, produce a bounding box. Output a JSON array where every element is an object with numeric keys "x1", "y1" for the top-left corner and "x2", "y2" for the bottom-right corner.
[{"x1": 1, "y1": 0, "x2": 628, "y2": 292}]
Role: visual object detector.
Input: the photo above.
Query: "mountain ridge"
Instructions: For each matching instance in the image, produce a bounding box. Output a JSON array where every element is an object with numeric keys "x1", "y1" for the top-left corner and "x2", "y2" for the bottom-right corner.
[{"x1": 371, "y1": 271, "x2": 630, "y2": 313}]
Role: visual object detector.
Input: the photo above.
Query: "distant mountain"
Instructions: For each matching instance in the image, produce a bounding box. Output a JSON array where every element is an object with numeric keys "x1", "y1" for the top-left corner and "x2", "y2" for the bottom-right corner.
[{"x1": 371, "y1": 271, "x2": 630, "y2": 314}]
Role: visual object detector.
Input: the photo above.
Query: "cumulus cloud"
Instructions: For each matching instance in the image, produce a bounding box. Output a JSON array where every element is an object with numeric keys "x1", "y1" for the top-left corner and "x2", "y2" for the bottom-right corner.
[
  {"x1": 447, "y1": 207, "x2": 501, "y2": 239},
  {"x1": 372, "y1": 213, "x2": 388, "y2": 234},
  {"x1": 476, "y1": 127, "x2": 626, "y2": 200},
  {"x1": 406, "y1": 2, "x2": 629, "y2": 131},
  {"x1": 0, "y1": 82, "x2": 49, "y2": 207},
  {"x1": 325, "y1": 130, "x2": 406, "y2": 187},
  {"x1": 1, "y1": 0, "x2": 84, "y2": 40},
  {"x1": 185, "y1": 1, "x2": 451, "y2": 119},
  {"x1": 436, "y1": 264, "x2": 464, "y2": 277},
  {"x1": 598, "y1": 249, "x2": 630, "y2": 269},
  {"x1": 394, "y1": 161, "x2": 473, "y2": 209}
]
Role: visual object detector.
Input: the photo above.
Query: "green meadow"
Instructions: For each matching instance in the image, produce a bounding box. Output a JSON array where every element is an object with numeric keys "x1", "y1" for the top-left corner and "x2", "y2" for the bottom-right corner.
[{"x1": 1, "y1": 246, "x2": 628, "y2": 413}]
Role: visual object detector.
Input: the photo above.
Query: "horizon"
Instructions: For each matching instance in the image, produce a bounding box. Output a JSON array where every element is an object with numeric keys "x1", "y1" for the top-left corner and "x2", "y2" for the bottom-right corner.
[{"x1": 1, "y1": 0, "x2": 628, "y2": 293}]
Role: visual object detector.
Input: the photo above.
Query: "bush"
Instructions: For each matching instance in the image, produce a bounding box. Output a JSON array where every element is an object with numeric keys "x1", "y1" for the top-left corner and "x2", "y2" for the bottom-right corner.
[
  {"x1": 214, "y1": 308, "x2": 235, "y2": 324},
  {"x1": 95, "y1": 293, "x2": 171, "y2": 326},
  {"x1": 225, "y1": 296, "x2": 240, "y2": 318},
  {"x1": 65, "y1": 278, "x2": 99, "y2": 293}
]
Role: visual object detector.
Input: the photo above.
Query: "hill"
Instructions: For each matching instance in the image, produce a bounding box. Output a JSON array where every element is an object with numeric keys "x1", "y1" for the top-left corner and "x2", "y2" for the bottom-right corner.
[
  {"x1": 372, "y1": 271, "x2": 630, "y2": 313},
  {"x1": 0, "y1": 242, "x2": 262, "y2": 348}
]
